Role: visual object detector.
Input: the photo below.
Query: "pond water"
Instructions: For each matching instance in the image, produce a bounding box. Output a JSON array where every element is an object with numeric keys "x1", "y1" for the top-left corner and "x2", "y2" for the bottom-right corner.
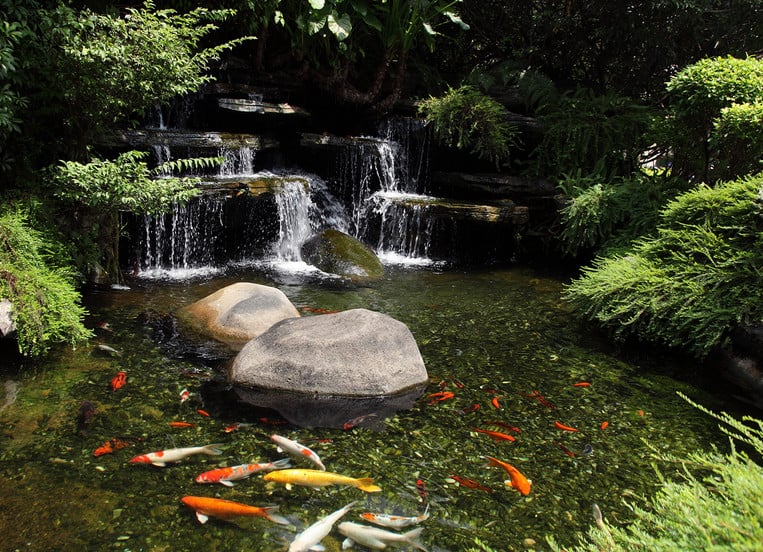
[{"x1": 0, "y1": 264, "x2": 736, "y2": 551}]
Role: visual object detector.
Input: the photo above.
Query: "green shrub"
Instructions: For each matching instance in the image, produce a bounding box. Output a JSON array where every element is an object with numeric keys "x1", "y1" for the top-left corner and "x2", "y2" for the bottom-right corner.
[
  {"x1": 662, "y1": 56, "x2": 763, "y2": 183},
  {"x1": 418, "y1": 85, "x2": 521, "y2": 168},
  {"x1": 558, "y1": 171, "x2": 686, "y2": 255},
  {"x1": 712, "y1": 102, "x2": 763, "y2": 181},
  {"x1": 0, "y1": 207, "x2": 92, "y2": 356},
  {"x1": 564, "y1": 173, "x2": 763, "y2": 357},
  {"x1": 545, "y1": 394, "x2": 763, "y2": 552}
]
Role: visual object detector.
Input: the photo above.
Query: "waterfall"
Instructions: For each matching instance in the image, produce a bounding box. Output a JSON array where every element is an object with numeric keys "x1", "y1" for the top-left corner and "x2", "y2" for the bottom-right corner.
[
  {"x1": 270, "y1": 178, "x2": 315, "y2": 262},
  {"x1": 218, "y1": 146, "x2": 255, "y2": 176}
]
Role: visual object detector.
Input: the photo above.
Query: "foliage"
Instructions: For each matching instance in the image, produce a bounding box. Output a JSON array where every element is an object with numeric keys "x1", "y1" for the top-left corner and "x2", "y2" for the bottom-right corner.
[
  {"x1": 711, "y1": 102, "x2": 763, "y2": 181},
  {"x1": 546, "y1": 394, "x2": 763, "y2": 551},
  {"x1": 557, "y1": 171, "x2": 686, "y2": 256},
  {"x1": 565, "y1": 173, "x2": 763, "y2": 357},
  {"x1": 50, "y1": 150, "x2": 219, "y2": 215},
  {"x1": 0, "y1": 207, "x2": 93, "y2": 356},
  {"x1": 661, "y1": 56, "x2": 763, "y2": 183},
  {"x1": 418, "y1": 85, "x2": 520, "y2": 168},
  {"x1": 15, "y1": 1, "x2": 248, "y2": 163},
  {"x1": 531, "y1": 87, "x2": 652, "y2": 179}
]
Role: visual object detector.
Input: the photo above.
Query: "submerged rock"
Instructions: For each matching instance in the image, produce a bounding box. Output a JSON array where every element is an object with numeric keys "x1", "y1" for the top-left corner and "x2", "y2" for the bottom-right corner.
[
  {"x1": 301, "y1": 229, "x2": 384, "y2": 281},
  {"x1": 229, "y1": 308, "x2": 428, "y2": 397},
  {"x1": 179, "y1": 282, "x2": 300, "y2": 350}
]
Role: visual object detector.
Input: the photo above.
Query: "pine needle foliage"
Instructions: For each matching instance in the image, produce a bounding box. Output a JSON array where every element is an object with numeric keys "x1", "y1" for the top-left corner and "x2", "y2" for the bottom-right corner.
[
  {"x1": 564, "y1": 173, "x2": 763, "y2": 357},
  {"x1": 0, "y1": 208, "x2": 92, "y2": 356},
  {"x1": 545, "y1": 394, "x2": 763, "y2": 552}
]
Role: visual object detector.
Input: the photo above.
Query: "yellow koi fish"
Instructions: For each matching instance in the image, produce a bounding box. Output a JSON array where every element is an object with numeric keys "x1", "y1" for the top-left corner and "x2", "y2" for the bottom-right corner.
[{"x1": 263, "y1": 468, "x2": 381, "y2": 493}]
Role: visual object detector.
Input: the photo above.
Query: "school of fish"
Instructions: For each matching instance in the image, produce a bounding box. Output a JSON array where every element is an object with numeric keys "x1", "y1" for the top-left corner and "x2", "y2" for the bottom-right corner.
[{"x1": 89, "y1": 333, "x2": 612, "y2": 550}]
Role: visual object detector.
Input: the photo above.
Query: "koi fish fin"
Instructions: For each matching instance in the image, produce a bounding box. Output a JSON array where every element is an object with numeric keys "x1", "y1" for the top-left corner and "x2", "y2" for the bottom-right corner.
[
  {"x1": 152, "y1": 462, "x2": 168, "y2": 467},
  {"x1": 308, "y1": 545, "x2": 325, "y2": 552},
  {"x1": 418, "y1": 503, "x2": 431, "y2": 522},
  {"x1": 202, "y1": 444, "x2": 225, "y2": 455},
  {"x1": 195, "y1": 512, "x2": 209, "y2": 524},
  {"x1": 403, "y1": 527, "x2": 427, "y2": 551},
  {"x1": 285, "y1": 483, "x2": 293, "y2": 491},
  {"x1": 355, "y1": 478, "x2": 382, "y2": 493},
  {"x1": 342, "y1": 537, "x2": 356, "y2": 550},
  {"x1": 220, "y1": 480, "x2": 235, "y2": 487},
  {"x1": 272, "y1": 458, "x2": 292, "y2": 469},
  {"x1": 276, "y1": 446, "x2": 284, "y2": 453},
  {"x1": 261, "y1": 506, "x2": 290, "y2": 526}
]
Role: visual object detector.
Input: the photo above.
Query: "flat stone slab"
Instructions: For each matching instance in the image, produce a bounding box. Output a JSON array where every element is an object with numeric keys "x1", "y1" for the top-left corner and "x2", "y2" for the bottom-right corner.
[{"x1": 229, "y1": 308, "x2": 428, "y2": 396}]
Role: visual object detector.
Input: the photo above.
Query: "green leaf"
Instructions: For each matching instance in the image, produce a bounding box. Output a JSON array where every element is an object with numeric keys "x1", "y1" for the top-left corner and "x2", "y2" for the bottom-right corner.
[
  {"x1": 327, "y1": 12, "x2": 352, "y2": 41},
  {"x1": 308, "y1": 0, "x2": 325, "y2": 9}
]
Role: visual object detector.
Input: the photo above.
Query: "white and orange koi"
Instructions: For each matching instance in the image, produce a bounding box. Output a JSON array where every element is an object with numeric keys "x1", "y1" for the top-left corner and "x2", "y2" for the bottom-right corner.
[
  {"x1": 128, "y1": 443, "x2": 223, "y2": 467},
  {"x1": 271, "y1": 434, "x2": 326, "y2": 471},
  {"x1": 195, "y1": 458, "x2": 292, "y2": 486},
  {"x1": 359, "y1": 504, "x2": 429, "y2": 529}
]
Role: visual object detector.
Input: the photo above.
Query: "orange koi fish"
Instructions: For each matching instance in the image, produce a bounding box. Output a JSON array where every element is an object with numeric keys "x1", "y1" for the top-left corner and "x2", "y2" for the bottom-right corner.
[
  {"x1": 451, "y1": 379, "x2": 465, "y2": 389},
  {"x1": 554, "y1": 420, "x2": 579, "y2": 432},
  {"x1": 93, "y1": 437, "x2": 138, "y2": 457},
  {"x1": 573, "y1": 382, "x2": 591, "y2": 387},
  {"x1": 483, "y1": 421, "x2": 521, "y2": 433},
  {"x1": 342, "y1": 413, "x2": 379, "y2": 430},
  {"x1": 522, "y1": 390, "x2": 557, "y2": 410},
  {"x1": 484, "y1": 456, "x2": 532, "y2": 495},
  {"x1": 110, "y1": 371, "x2": 127, "y2": 392},
  {"x1": 181, "y1": 496, "x2": 289, "y2": 525},
  {"x1": 224, "y1": 422, "x2": 255, "y2": 433},
  {"x1": 360, "y1": 504, "x2": 430, "y2": 528},
  {"x1": 196, "y1": 409, "x2": 210, "y2": 417},
  {"x1": 491, "y1": 396, "x2": 502, "y2": 409},
  {"x1": 471, "y1": 428, "x2": 516, "y2": 442},
  {"x1": 448, "y1": 474, "x2": 494, "y2": 493},
  {"x1": 169, "y1": 421, "x2": 196, "y2": 428},
  {"x1": 456, "y1": 403, "x2": 481, "y2": 414},
  {"x1": 195, "y1": 458, "x2": 292, "y2": 486},
  {"x1": 426, "y1": 391, "x2": 455, "y2": 405},
  {"x1": 600, "y1": 421, "x2": 609, "y2": 430}
]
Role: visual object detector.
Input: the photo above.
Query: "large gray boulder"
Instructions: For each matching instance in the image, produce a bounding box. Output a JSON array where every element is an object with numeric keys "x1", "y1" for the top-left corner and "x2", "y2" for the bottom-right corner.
[
  {"x1": 229, "y1": 308, "x2": 428, "y2": 396},
  {"x1": 179, "y1": 282, "x2": 300, "y2": 350}
]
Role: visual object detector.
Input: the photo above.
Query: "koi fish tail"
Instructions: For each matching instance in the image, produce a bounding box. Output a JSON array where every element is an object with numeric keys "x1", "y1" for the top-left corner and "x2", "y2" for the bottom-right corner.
[
  {"x1": 483, "y1": 455, "x2": 501, "y2": 469},
  {"x1": 271, "y1": 458, "x2": 292, "y2": 469},
  {"x1": 354, "y1": 478, "x2": 382, "y2": 493},
  {"x1": 202, "y1": 444, "x2": 225, "y2": 456},
  {"x1": 403, "y1": 527, "x2": 428, "y2": 551},
  {"x1": 261, "y1": 506, "x2": 290, "y2": 526}
]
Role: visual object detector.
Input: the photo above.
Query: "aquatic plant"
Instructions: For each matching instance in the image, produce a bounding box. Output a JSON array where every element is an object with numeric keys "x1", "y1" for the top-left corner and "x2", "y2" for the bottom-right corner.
[
  {"x1": 545, "y1": 393, "x2": 763, "y2": 551},
  {"x1": 565, "y1": 172, "x2": 763, "y2": 357}
]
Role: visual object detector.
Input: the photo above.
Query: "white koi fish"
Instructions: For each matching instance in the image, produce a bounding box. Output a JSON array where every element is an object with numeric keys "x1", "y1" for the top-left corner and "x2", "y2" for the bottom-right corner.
[
  {"x1": 359, "y1": 504, "x2": 429, "y2": 528},
  {"x1": 271, "y1": 434, "x2": 326, "y2": 471},
  {"x1": 339, "y1": 521, "x2": 427, "y2": 551},
  {"x1": 128, "y1": 443, "x2": 223, "y2": 467},
  {"x1": 289, "y1": 501, "x2": 357, "y2": 552},
  {"x1": 195, "y1": 458, "x2": 292, "y2": 486}
]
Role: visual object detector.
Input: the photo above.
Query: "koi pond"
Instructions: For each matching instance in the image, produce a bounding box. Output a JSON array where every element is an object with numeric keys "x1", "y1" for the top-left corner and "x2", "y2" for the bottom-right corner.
[{"x1": 0, "y1": 264, "x2": 739, "y2": 551}]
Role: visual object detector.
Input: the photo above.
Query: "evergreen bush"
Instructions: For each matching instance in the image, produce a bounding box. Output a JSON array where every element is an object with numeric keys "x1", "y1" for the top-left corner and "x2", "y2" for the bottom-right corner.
[
  {"x1": 564, "y1": 173, "x2": 763, "y2": 357},
  {"x1": 0, "y1": 207, "x2": 92, "y2": 356}
]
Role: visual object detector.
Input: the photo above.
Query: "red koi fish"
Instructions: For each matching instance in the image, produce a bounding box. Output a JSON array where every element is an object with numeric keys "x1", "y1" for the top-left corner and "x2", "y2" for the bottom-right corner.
[
  {"x1": 93, "y1": 437, "x2": 138, "y2": 457},
  {"x1": 181, "y1": 496, "x2": 289, "y2": 525},
  {"x1": 522, "y1": 390, "x2": 557, "y2": 410},
  {"x1": 573, "y1": 382, "x2": 591, "y2": 387},
  {"x1": 554, "y1": 420, "x2": 579, "y2": 432},
  {"x1": 553, "y1": 440, "x2": 576, "y2": 458},
  {"x1": 483, "y1": 421, "x2": 522, "y2": 433},
  {"x1": 169, "y1": 421, "x2": 196, "y2": 428},
  {"x1": 195, "y1": 458, "x2": 292, "y2": 486},
  {"x1": 196, "y1": 409, "x2": 210, "y2": 417},
  {"x1": 426, "y1": 391, "x2": 455, "y2": 405},
  {"x1": 342, "y1": 413, "x2": 378, "y2": 430},
  {"x1": 484, "y1": 456, "x2": 532, "y2": 495},
  {"x1": 455, "y1": 403, "x2": 481, "y2": 414},
  {"x1": 471, "y1": 427, "x2": 516, "y2": 442},
  {"x1": 179, "y1": 388, "x2": 190, "y2": 403},
  {"x1": 600, "y1": 421, "x2": 609, "y2": 430},
  {"x1": 415, "y1": 478, "x2": 428, "y2": 504},
  {"x1": 110, "y1": 371, "x2": 127, "y2": 393},
  {"x1": 448, "y1": 474, "x2": 494, "y2": 493}
]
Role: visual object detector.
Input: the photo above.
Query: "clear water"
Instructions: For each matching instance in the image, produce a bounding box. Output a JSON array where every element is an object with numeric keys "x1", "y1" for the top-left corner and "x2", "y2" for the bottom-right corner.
[{"x1": 0, "y1": 265, "x2": 737, "y2": 551}]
